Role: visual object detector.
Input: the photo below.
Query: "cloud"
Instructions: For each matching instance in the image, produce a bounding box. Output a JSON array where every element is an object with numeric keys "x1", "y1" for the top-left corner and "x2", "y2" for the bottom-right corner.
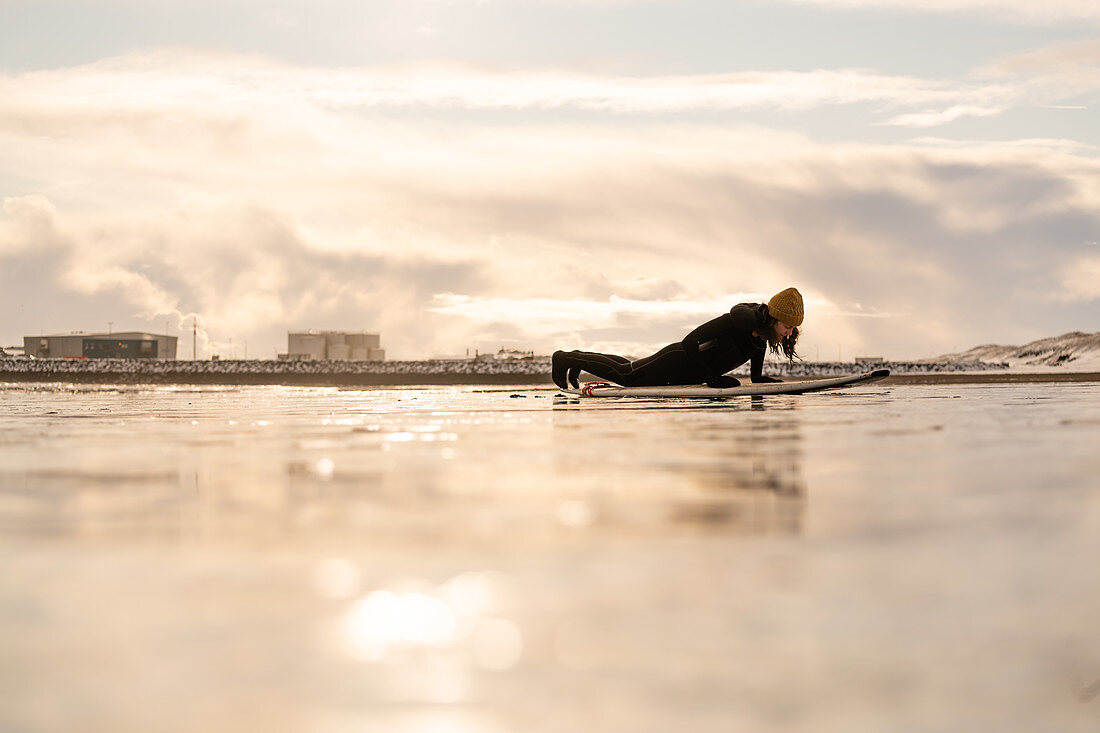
[
  {"x1": 0, "y1": 49, "x2": 1017, "y2": 122},
  {"x1": 885, "y1": 105, "x2": 1006, "y2": 128},
  {"x1": 776, "y1": 0, "x2": 1100, "y2": 25},
  {"x1": 429, "y1": 293, "x2": 764, "y2": 329},
  {"x1": 2, "y1": 51, "x2": 1099, "y2": 360},
  {"x1": 989, "y1": 39, "x2": 1100, "y2": 74},
  {"x1": 978, "y1": 40, "x2": 1100, "y2": 109},
  {"x1": 0, "y1": 196, "x2": 60, "y2": 255},
  {"x1": 311, "y1": 67, "x2": 978, "y2": 113},
  {"x1": 1, "y1": 197, "x2": 492, "y2": 358},
  {"x1": 1059, "y1": 255, "x2": 1100, "y2": 301},
  {"x1": 6, "y1": 126, "x2": 1097, "y2": 359}
]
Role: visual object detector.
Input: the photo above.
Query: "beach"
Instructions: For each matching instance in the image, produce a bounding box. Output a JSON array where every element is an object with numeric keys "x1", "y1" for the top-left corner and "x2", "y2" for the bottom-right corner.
[{"x1": 2, "y1": 379, "x2": 1099, "y2": 732}]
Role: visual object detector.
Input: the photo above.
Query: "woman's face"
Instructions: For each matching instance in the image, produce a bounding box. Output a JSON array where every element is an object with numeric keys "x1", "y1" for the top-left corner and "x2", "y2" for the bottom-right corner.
[{"x1": 774, "y1": 320, "x2": 795, "y2": 339}]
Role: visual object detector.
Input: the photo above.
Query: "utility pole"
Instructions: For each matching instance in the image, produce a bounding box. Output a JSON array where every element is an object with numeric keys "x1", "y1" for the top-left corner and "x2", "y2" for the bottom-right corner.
[{"x1": 193, "y1": 317, "x2": 198, "y2": 361}]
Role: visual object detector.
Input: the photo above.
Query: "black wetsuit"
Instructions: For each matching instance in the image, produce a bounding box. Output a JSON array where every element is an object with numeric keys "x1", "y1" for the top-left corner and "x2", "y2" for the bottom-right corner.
[{"x1": 562, "y1": 303, "x2": 777, "y2": 387}]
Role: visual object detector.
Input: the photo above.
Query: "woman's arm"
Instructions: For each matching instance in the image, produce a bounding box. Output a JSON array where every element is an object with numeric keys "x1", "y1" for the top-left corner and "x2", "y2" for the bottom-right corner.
[{"x1": 749, "y1": 347, "x2": 782, "y2": 383}]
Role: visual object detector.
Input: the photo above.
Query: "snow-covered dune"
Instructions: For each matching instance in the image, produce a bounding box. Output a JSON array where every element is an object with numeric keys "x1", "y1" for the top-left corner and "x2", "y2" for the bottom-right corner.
[{"x1": 936, "y1": 332, "x2": 1100, "y2": 370}]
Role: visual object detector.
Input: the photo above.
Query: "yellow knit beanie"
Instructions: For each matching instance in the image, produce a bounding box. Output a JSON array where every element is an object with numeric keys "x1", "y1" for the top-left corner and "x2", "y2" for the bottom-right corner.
[{"x1": 767, "y1": 288, "x2": 804, "y2": 327}]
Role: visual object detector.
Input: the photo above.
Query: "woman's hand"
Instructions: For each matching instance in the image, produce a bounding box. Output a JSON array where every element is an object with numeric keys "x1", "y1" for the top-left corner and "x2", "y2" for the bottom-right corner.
[
  {"x1": 706, "y1": 375, "x2": 741, "y2": 388},
  {"x1": 751, "y1": 375, "x2": 783, "y2": 384}
]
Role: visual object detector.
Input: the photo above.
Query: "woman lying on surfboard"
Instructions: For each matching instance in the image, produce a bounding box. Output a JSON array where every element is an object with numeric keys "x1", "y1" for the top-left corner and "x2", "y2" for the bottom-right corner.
[{"x1": 552, "y1": 287, "x2": 803, "y2": 389}]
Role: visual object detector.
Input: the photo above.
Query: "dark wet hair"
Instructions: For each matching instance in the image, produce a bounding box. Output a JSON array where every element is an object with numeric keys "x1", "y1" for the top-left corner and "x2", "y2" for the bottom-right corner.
[{"x1": 764, "y1": 316, "x2": 800, "y2": 363}]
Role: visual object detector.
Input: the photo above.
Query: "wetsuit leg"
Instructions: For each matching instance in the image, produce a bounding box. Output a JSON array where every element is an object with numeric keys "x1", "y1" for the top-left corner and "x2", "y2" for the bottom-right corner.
[
  {"x1": 567, "y1": 346, "x2": 702, "y2": 387},
  {"x1": 565, "y1": 351, "x2": 636, "y2": 384},
  {"x1": 624, "y1": 344, "x2": 701, "y2": 386},
  {"x1": 564, "y1": 350, "x2": 630, "y2": 387}
]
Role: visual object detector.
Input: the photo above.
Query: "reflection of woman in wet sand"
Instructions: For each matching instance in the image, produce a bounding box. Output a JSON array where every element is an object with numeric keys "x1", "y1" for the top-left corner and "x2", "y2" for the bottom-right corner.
[{"x1": 552, "y1": 288, "x2": 803, "y2": 389}]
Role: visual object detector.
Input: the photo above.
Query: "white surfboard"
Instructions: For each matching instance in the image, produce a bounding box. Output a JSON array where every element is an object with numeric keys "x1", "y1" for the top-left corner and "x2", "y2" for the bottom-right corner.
[{"x1": 561, "y1": 369, "x2": 890, "y2": 398}]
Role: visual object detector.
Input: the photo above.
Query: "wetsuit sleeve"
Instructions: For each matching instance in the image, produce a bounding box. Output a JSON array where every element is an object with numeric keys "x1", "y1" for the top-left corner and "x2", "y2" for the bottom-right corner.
[
  {"x1": 750, "y1": 347, "x2": 785, "y2": 382},
  {"x1": 749, "y1": 347, "x2": 767, "y2": 382},
  {"x1": 680, "y1": 314, "x2": 732, "y2": 381}
]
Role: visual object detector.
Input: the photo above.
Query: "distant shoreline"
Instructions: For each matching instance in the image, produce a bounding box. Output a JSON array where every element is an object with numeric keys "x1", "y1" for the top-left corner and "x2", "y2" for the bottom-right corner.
[
  {"x1": 2, "y1": 360, "x2": 1098, "y2": 387},
  {"x1": 0, "y1": 370, "x2": 551, "y2": 387}
]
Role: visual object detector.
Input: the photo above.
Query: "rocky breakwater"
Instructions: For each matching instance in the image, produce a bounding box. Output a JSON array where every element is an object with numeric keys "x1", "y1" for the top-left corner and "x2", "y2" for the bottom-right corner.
[
  {"x1": 0, "y1": 356, "x2": 1012, "y2": 387},
  {"x1": 0, "y1": 358, "x2": 555, "y2": 386},
  {"x1": 729, "y1": 360, "x2": 1007, "y2": 378}
]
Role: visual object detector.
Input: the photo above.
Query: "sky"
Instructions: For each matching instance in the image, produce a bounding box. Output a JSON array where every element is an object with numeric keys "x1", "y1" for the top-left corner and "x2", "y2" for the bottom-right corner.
[{"x1": 1, "y1": 0, "x2": 1098, "y2": 361}]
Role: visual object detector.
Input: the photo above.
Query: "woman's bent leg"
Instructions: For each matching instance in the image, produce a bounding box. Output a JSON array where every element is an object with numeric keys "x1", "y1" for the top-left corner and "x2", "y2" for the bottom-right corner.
[
  {"x1": 565, "y1": 351, "x2": 638, "y2": 385},
  {"x1": 555, "y1": 346, "x2": 700, "y2": 388},
  {"x1": 554, "y1": 350, "x2": 636, "y2": 388},
  {"x1": 624, "y1": 344, "x2": 701, "y2": 386},
  {"x1": 566, "y1": 351, "x2": 629, "y2": 387}
]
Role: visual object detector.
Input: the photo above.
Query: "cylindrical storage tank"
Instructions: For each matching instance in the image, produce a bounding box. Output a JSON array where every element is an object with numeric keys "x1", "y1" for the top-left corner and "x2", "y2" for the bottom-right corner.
[
  {"x1": 351, "y1": 347, "x2": 368, "y2": 361},
  {"x1": 364, "y1": 334, "x2": 381, "y2": 349},
  {"x1": 325, "y1": 332, "x2": 346, "y2": 349},
  {"x1": 328, "y1": 343, "x2": 350, "y2": 361},
  {"x1": 368, "y1": 348, "x2": 386, "y2": 361},
  {"x1": 347, "y1": 333, "x2": 367, "y2": 349}
]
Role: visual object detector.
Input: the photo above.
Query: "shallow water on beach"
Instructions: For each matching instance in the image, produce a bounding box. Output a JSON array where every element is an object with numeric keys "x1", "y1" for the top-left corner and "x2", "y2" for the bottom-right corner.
[{"x1": 2, "y1": 380, "x2": 1100, "y2": 732}]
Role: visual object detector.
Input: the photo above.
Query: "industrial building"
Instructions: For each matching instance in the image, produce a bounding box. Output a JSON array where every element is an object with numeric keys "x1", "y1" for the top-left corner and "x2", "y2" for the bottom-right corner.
[
  {"x1": 23, "y1": 332, "x2": 178, "y2": 359},
  {"x1": 282, "y1": 331, "x2": 385, "y2": 361}
]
